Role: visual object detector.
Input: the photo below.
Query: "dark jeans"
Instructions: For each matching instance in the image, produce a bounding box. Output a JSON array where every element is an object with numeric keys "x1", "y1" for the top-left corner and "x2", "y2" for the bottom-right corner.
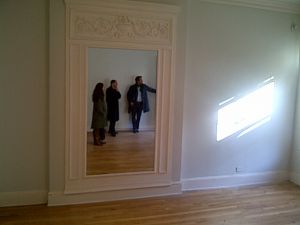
[
  {"x1": 131, "y1": 102, "x2": 143, "y2": 132},
  {"x1": 108, "y1": 120, "x2": 116, "y2": 134},
  {"x1": 99, "y1": 128, "x2": 105, "y2": 140}
]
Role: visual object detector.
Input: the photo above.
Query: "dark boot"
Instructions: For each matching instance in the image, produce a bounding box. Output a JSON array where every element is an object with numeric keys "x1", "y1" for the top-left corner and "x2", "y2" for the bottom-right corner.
[
  {"x1": 99, "y1": 128, "x2": 106, "y2": 144},
  {"x1": 93, "y1": 129, "x2": 101, "y2": 146}
]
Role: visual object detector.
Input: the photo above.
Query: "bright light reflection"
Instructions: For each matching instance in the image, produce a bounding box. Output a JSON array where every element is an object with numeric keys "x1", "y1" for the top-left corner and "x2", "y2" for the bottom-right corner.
[{"x1": 217, "y1": 82, "x2": 274, "y2": 141}]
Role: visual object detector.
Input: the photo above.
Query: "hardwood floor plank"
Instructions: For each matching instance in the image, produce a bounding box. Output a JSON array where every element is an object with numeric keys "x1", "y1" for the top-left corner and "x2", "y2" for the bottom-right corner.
[
  {"x1": 1, "y1": 182, "x2": 300, "y2": 225},
  {"x1": 86, "y1": 131, "x2": 155, "y2": 175}
]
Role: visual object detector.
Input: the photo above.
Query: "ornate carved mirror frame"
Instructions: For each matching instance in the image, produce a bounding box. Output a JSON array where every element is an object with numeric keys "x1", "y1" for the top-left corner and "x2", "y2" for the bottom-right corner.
[{"x1": 65, "y1": 0, "x2": 178, "y2": 195}]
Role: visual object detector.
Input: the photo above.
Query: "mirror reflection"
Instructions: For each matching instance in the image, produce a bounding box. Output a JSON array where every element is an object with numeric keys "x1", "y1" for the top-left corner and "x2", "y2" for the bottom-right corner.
[{"x1": 87, "y1": 48, "x2": 157, "y2": 175}]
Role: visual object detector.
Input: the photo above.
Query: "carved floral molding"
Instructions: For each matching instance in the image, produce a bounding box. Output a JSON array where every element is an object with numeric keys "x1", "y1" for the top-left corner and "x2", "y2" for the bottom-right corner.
[{"x1": 70, "y1": 12, "x2": 172, "y2": 43}]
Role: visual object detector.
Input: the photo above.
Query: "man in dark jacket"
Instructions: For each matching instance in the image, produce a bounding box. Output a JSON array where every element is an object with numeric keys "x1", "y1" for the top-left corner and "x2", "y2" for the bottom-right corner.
[
  {"x1": 127, "y1": 76, "x2": 156, "y2": 133},
  {"x1": 106, "y1": 80, "x2": 121, "y2": 136}
]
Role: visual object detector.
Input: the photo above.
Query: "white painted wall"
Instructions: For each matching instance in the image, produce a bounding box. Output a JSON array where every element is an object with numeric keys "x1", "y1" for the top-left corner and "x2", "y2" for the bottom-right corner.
[
  {"x1": 182, "y1": 1, "x2": 300, "y2": 180},
  {"x1": 2, "y1": 0, "x2": 300, "y2": 206},
  {"x1": 0, "y1": 0, "x2": 48, "y2": 203},
  {"x1": 291, "y1": 25, "x2": 300, "y2": 185},
  {"x1": 49, "y1": 0, "x2": 65, "y2": 194},
  {"x1": 292, "y1": 79, "x2": 300, "y2": 185},
  {"x1": 88, "y1": 48, "x2": 157, "y2": 131}
]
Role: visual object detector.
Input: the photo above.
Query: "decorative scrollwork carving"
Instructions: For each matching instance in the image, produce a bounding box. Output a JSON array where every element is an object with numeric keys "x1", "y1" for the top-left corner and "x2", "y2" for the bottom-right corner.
[{"x1": 71, "y1": 13, "x2": 171, "y2": 43}]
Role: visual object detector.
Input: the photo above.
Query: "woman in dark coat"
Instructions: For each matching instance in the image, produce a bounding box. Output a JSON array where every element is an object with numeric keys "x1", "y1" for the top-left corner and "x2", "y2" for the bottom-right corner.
[
  {"x1": 106, "y1": 80, "x2": 121, "y2": 136},
  {"x1": 91, "y1": 82, "x2": 107, "y2": 145}
]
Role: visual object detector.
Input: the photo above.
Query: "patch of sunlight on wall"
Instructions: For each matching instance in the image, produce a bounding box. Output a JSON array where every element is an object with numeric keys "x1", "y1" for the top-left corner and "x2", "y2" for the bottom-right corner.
[{"x1": 217, "y1": 79, "x2": 274, "y2": 141}]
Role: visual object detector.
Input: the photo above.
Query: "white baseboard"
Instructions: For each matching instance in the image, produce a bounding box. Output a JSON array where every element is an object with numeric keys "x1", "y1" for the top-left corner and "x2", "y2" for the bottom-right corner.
[
  {"x1": 0, "y1": 171, "x2": 292, "y2": 207},
  {"x1": 181, "y1": 171, "x2": 289, "y2": 191},
  {"x1": 290, "y1": 172, "x2": 300, "y2": 186},
  {"x1": 48, "y1": 182, "x2": 181, "y2": 206},
  {"x1": 0, "y1": 190, "x2": 48, "y2": 207}
]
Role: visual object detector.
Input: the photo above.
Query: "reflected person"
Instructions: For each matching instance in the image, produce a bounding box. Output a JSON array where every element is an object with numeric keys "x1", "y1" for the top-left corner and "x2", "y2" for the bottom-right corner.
[
  {"x1": 91, "y1": 82, "x2": 107, "y2": 145},
  {"x1": 106, "y1": 80, "x2": 121, "y2": 137},
  {"x1": 127, "y1": 75, "x2": 156, "y2": 133}
]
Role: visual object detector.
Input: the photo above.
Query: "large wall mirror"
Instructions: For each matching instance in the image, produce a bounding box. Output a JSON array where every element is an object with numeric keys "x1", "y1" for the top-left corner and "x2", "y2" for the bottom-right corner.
[
  {"x1": 87, "y1": 48, "x2": 157, "y2": 175},
  {"x1": 65, "y1": 0, "x2": 178, "y2": 196}
]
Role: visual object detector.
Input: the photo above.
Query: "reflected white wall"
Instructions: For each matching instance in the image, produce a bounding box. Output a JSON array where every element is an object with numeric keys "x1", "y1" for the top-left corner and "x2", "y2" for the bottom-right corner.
[{"x1": 88, "y1": 48, "x2": 157, "y2": 131}]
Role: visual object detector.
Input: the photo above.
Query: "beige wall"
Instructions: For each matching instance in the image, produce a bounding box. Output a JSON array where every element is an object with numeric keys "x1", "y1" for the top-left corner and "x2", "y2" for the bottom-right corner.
[{"x1": 0, "y1": 0, "x2": 49, "y2": 195}]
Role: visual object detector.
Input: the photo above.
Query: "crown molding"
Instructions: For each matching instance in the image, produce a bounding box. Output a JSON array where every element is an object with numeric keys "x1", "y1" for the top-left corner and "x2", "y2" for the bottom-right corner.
[
  {"x1": 199, "y1": 0, "x2": 300, "y2": 14},
  {"x1": 64, "y1": 0, "x2": 180, "y2": 14}
]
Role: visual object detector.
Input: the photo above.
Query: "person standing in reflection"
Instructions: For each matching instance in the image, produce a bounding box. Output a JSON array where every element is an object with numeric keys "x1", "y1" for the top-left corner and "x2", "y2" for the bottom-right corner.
[
  {"x1": 106, "y1": 80, "x2": 121, "y2": 137},
  {"x1": 127, "y1": 75, "x2": 156, "y2": 133},
  {"x1": 91, "y1": 82, "x2": 107, "y2": 145}
]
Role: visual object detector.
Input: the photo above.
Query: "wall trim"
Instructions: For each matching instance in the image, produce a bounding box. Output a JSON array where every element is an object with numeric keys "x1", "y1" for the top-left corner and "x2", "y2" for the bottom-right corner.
[
  {"x1": 290, "y1": 172, "x2": 300, "y2": 186},
  {"x1": 65, "y1": 0, "x2": 180, "y2": 14},
  {"x1": 199, "y1": 0, "x2": 300, "y2": 14},
  {"x1": 64, "y1": 0, "x2": 178, "y2": 196},
  {"x1": 0, "y1": 171, "x2": 293, "y2": 207},
  {"x1": 0, "y1": 190, "x2": 48, "y2": 207},
  {"x1": 181, "y1": 171, "x2": 289, "y2": 191},
  {"x1": 48, "y1": 182, "x2": 181, "y2": 206}
]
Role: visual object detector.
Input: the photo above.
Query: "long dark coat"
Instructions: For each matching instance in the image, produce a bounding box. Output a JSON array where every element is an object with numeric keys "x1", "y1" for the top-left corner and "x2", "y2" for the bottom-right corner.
[
  {"x1": 127, "y1": 84, "x2": 156, "y2": 113},
  {"x1": 106, "y1": 86, "x2": 121, "y2": 122},
  {"x1": 91, "y1": 98, "x2": 107, "y2": 129}
]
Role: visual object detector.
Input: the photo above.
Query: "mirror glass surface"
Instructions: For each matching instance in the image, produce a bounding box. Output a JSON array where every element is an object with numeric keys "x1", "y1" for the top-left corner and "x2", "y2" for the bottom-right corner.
[{"x1": 86, "y1": 48, "x2": 157, "y2": 175}]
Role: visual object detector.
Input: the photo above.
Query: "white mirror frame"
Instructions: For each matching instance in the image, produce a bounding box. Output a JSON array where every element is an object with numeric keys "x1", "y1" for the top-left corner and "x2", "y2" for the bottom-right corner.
[{"x1": 65, "y1": 0, "x2": 178, "y2": 194}]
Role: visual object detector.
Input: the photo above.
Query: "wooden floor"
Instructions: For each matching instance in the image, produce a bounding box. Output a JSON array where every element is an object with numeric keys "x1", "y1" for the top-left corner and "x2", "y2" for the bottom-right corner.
[
  {"x1": 1, "y1": 182, "x2": 300, "y2": 225},
  {"x1": 86, "y1": 131, "x2": 155, "y2": 175}
]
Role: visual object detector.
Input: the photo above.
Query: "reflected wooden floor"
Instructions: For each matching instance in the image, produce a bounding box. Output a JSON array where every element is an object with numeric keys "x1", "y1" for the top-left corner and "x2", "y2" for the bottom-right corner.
[
  {"x1": 1, "y1": 182, "x2": 300, "y2": 225},
  {"x1": 86, "y1": 131, "x2": 155, "y2": 175}
]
